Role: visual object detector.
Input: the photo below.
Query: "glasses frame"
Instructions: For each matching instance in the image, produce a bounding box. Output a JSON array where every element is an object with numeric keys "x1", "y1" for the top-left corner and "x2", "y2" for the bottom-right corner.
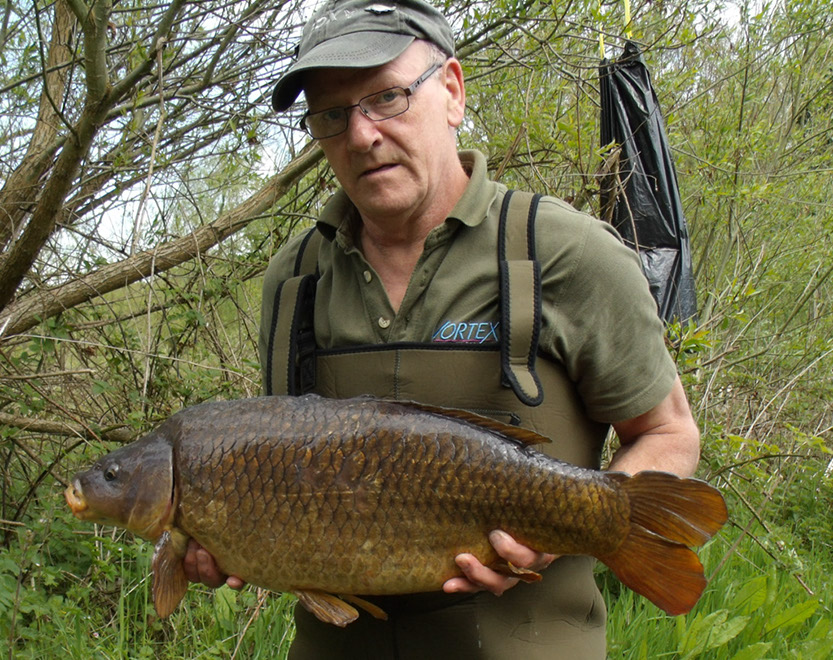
[{"x1": 300, "y1": 62, "x2": 444, "y2": 139}]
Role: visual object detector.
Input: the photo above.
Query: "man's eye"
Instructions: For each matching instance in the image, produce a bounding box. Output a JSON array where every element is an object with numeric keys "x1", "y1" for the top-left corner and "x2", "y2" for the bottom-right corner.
[
  {"x1": 320, "y1": 109, "x2": 344, "y2": 123},
  {"x1": 370, "y1": 89, "x2": 401, "y2": 106}
]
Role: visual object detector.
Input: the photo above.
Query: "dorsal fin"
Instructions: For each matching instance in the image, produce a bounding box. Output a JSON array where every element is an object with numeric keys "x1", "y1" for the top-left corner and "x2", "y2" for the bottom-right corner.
[{"x1": 392, "y1": 400, "x2": 551, "y2": 446}]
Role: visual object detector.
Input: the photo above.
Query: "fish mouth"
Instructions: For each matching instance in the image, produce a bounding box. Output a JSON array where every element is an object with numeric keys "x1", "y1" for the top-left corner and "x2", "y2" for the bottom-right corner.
[{"x1": 64, "y1": 481, "x2": 89, "y2": 518}]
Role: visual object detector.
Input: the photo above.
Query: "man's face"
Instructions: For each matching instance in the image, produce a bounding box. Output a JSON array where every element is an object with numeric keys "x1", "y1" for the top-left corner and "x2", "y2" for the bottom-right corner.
[{"x1": 303, "y1": 43, "x2": 465, "y2": 226}]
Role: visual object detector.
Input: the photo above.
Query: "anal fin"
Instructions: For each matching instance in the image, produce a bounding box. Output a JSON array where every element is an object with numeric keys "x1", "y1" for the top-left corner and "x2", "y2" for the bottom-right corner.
[
  {"x1": 341, "y1": 594, "x2": 388, "y2": 620},
  {"x1": 293, "y1": 590, "x2": 359, "y2": 627}
]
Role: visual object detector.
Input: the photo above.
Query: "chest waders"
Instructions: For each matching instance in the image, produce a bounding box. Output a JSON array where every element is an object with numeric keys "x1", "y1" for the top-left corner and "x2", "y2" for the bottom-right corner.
[{"x1": 265, "y1": 191, "x2": 608, "y2": 659}]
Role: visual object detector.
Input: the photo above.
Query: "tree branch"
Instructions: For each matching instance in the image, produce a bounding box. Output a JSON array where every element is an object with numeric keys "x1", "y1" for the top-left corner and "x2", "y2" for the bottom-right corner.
[
  {"x1": 0, "y1": 0, "x2": 76, "y2": 249},
  {"x1": 0, "y1": 411, "x2": 134, "y2": 443},
  {"x1": 0, "y1": 142, "x2": 324, "y2": 338},
  {"x1": 0, "y1": 0, "x2": 190, "y2": 313},
  {"x1": 64, "y1": 0, "x2": 89, "y2": 24},
  {"x1": 108, "y1": 0, "x2": 187, "y2": 103},
  {"x1": 82, "y1": 0, "x2": 111, "y2": 102}
]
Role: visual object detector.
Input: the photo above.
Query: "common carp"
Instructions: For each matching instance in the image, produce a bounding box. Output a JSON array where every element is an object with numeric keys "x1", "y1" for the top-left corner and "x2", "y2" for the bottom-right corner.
[{"x1": 65, "y1": 394, "x2": 727, "y2": 626}]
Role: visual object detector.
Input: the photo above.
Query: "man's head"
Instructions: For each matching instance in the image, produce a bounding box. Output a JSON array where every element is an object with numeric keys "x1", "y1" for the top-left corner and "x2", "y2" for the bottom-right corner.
[
  {"x1": 300, "y1": 40, "x2": 467, "y2": 227},
  {"x1": 273, "y1": 2, "x2": 468, "y2": 228},
  {"x1": 271, "y1": 0, "x2": 455, "y2": 112}
]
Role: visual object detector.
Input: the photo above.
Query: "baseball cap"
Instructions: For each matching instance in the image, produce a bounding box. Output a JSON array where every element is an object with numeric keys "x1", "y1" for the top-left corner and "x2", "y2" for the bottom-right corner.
[{"x1": 271, "y1": 0, "x2": 455, "y2": 112}]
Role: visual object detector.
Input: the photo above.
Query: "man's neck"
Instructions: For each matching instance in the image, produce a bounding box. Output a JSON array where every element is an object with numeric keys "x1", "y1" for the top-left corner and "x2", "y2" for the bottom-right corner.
[{"x1": 357, "y1": 157, "x2": 470, "y2": 312}]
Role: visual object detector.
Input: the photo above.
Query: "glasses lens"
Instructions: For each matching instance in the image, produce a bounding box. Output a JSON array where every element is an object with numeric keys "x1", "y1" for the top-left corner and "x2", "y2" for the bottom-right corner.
[
  {"x1": 304, "y1": 108, "x2": 347, "y2": 139},
  {"x1": 360, "y1": 88, "x2": 408, "y2": 120},
  {"x1": 302, "y1": 84, "x2": 416, "y2": 139}
]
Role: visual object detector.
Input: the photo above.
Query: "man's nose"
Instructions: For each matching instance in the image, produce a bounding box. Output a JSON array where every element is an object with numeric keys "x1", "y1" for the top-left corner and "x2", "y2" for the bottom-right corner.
[{"x1": 344, "y1": 106, "x2": 381, "y2": 151}]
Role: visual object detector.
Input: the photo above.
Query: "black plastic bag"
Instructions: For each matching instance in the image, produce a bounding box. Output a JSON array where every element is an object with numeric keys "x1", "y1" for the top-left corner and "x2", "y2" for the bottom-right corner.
[{"x1": 599, "y1": 40, "x2": 697, "y2": 325}]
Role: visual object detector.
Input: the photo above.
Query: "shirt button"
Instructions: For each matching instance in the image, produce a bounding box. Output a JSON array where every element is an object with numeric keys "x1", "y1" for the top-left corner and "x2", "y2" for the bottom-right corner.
[
  {"x1": 363, "y1": 270, "x2": 372, "y2": 283},
  {"x1": 378, "y1": 317, "x2": 391, "y2": 329}
]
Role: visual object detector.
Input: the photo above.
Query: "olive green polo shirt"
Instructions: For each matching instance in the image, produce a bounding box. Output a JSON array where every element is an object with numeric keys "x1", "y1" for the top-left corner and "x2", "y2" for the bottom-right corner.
[{"x1": 260, "y1": 150, "x2": 677, "y2": 424}]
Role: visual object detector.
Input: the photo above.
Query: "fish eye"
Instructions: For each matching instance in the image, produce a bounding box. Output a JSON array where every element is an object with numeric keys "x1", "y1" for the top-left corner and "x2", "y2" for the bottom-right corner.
[{"x1": 103, "y1": 464, "x2": 119, "y2": 482}]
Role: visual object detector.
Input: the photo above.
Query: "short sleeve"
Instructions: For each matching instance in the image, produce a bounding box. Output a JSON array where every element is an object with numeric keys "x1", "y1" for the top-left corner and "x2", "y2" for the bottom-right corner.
[{"x1": 535, "y1": 197, "x2": 677, "y2": 423}]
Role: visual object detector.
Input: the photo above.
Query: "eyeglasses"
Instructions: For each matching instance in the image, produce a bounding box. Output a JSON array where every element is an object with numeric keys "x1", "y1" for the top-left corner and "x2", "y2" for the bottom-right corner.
[{"x1": 300, "y1": 63, "x2": 443, "y2": 140}]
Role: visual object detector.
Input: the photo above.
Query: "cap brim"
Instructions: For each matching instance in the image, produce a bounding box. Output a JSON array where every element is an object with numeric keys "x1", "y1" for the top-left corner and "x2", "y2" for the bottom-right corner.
[{"x1": 271, "y1": 32, "x2": 415, "y2": 112}]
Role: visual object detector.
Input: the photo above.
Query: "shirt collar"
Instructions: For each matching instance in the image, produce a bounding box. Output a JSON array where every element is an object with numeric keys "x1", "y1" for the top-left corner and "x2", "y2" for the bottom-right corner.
[
  {"x1": 316, "y1": 188, "x2": 357, "y2": 246},
  {"x1": 447, "y1": 150, "x2": 498, "y2": 227}
]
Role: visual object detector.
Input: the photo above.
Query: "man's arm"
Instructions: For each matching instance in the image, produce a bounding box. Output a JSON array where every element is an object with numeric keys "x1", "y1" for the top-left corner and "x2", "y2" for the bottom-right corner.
[
  {"x1": 608, "y1": 375, "x2": 700, "y2": 477},
  {"x1": 443, "y1": 375, "x2": 700, "y2": 595}
]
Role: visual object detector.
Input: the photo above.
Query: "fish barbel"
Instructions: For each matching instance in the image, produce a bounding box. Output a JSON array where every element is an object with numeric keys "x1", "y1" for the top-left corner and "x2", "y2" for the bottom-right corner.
[{"x1": 65, "y1": 395, "x2": 727, "y2": 626}]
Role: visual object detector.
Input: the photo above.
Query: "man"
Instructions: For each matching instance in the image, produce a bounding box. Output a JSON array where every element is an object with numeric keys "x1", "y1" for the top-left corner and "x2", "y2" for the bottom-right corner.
[{"x1": 185, "y1": 1, "x2": 701, "y2": 657}]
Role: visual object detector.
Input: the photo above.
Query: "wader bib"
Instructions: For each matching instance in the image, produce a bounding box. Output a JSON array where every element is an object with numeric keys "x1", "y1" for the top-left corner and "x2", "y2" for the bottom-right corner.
[{"x1": 264, "y1": 191, "x2": 608, "y2": 659}]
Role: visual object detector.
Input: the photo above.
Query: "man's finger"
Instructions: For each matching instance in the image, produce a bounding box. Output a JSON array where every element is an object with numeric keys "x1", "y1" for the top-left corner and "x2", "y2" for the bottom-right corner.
[
  {"x1": 226, "y1": 575, "x2": 246, "y2": 590},
  {"x1": 183, "y1": 539, "x2": 226, "y2": 588},
  {"x1": 196, "y1": 546, "x2": 228, "y2": 588},
  {"x1": 182, "y1": 539, "x2": 202, "y2": 583},
  {"x1": 446, "y1": 553, "x2": 520, "y2": 596},
  {"x1": 489, "y1": 530, "x2": 556, "y2": 572}
]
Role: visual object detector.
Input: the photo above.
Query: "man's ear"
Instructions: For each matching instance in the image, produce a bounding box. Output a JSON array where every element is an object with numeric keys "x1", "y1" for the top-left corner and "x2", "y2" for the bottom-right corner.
[{"x1": 442, "y1": 58, "x2": 466, "y2": 128}]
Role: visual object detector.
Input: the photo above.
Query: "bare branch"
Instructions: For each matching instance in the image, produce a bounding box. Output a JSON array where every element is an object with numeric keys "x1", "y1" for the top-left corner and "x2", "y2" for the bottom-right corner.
[
  {"x1": 108, "y1": 0, "x2": 188, "y2": 103},
  {"x1": 0, "y1": 411, "x2": 134, "y2": 443},
  {"x1": 0, "y1": 0, "x2": 76, "y2": 249},
  {"x1": 0, "y1": 142, "x2": 324, "y2": 337}
]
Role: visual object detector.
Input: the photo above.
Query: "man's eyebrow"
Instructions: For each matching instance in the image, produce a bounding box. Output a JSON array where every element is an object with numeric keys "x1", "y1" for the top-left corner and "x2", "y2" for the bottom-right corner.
[{"x1": 305, "y1": 71, "x2": 412, "y2": 109}]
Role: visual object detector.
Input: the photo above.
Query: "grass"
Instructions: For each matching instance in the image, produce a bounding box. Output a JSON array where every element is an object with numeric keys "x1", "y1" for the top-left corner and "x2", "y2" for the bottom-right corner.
[{"x1": 605, "y1": 530, "x2": 833, "y2": 658}]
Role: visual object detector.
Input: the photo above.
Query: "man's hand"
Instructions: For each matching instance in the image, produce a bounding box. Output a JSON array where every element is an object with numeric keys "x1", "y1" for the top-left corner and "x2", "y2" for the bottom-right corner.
[
  {"x1": 442, "y1": 530, "x2": 556, "y2": 596},
  {"x1": 182, "y1": 539, "x2": 245, "y2": 590}
]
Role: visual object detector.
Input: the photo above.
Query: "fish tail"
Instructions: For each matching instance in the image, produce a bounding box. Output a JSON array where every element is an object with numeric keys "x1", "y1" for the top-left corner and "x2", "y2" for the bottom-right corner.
[{"x1": 600, "y1": 471, "x2": 728, "y2": 616}]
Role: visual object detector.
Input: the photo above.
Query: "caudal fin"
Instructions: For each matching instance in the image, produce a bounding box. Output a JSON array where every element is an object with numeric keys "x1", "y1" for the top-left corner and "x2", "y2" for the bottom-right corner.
[{"x1": 600, "y1": 471, "x2": 728, "y2": 616}]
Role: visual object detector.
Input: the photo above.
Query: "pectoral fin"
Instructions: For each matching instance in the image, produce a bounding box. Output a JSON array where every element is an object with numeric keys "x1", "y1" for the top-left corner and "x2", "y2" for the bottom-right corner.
[
  {"x1": 151, "y1": 529, "x2": 189, "y2": 618},
  {"x1": 293, "y1": 590, "x2": 359, "y2": 627}
]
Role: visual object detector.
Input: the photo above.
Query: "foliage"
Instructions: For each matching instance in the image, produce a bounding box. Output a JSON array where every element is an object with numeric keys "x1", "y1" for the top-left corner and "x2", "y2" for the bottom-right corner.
[
  {"x1": 0, "y1": 491, "x2": 296, "y2": 658},
  {"x1": 0, "y1": 0, "x2": 832, "y2": 656}
]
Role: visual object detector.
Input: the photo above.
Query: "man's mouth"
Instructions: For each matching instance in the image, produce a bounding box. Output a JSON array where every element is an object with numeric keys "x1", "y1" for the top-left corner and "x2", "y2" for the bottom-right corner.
[{"x1": 361, "y1": 163, "x2": 397, "y2": 177}]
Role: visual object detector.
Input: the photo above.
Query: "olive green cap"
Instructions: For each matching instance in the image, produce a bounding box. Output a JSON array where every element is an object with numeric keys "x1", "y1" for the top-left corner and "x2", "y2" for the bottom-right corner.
[{"x1": 271, "y1": 0, "x2": 455, "y2": 112}]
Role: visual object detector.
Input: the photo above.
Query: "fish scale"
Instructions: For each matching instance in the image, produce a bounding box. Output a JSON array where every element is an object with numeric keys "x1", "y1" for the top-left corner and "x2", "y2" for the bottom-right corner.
[{"x1": 65, "y1": 394, "x2": 728, "y2": 625}]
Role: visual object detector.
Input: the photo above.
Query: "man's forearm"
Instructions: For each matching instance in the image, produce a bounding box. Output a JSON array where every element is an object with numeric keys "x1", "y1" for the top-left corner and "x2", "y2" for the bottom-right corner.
[{"x1": 609, "y1": 376, "x2": 701, "y2": 478}]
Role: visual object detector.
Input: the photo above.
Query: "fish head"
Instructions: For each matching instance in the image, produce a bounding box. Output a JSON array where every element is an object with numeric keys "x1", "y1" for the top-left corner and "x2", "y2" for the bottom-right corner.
[{"x1": 65, "y1": 430, "x2": 175, "y2": 541}]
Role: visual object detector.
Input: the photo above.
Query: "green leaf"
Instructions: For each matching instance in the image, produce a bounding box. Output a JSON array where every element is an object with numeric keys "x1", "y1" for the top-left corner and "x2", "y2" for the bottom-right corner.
[
  {"x1": 805, "y1": 616, "x2": 833, "y2": 642},
  {"x1": 793, "y1": 620, "x2": 833, "y2": 660},
  {"x1": 678, "y1": 609, "x2": 751, "y2": 659},
  {"x1": 731, "y1": 575, "x2": 769, "y2": 615},
  {"x1": 705, "y1": 615, "x2": 751, "y2": 651},
  {"x1": 213, "y1": 584, "x2": 239, "y2": 631},
  {"x1": 763, "y1": 599, "x2": 818, "y2": 634},
  {"x1": 729, "y1": 642, "x2": 772, "y2": 660},
  {"x1": 92, "y1": 379, "x2": 114, "y2": 395},
  {"x1": 678, "y1": 610, "x2": 724, "y2": 657}
]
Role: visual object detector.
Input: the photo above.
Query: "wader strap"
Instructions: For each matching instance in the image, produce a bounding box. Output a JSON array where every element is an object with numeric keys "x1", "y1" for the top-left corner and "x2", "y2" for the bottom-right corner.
[
  {"x1": 499, "y1": 190, "x2": 544, "y2": 406},
  {"x1": 265, "y1": 227, "x2": 322, "y2": 396},
  {"x1": 293, "y1": 226, "x2": 324, "y2": 277}
]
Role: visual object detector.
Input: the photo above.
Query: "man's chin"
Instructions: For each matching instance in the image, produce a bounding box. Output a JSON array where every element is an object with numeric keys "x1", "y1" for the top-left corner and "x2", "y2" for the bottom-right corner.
[{"x1": 351, "y1": 181, "x2": 422, "y2": 219}]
